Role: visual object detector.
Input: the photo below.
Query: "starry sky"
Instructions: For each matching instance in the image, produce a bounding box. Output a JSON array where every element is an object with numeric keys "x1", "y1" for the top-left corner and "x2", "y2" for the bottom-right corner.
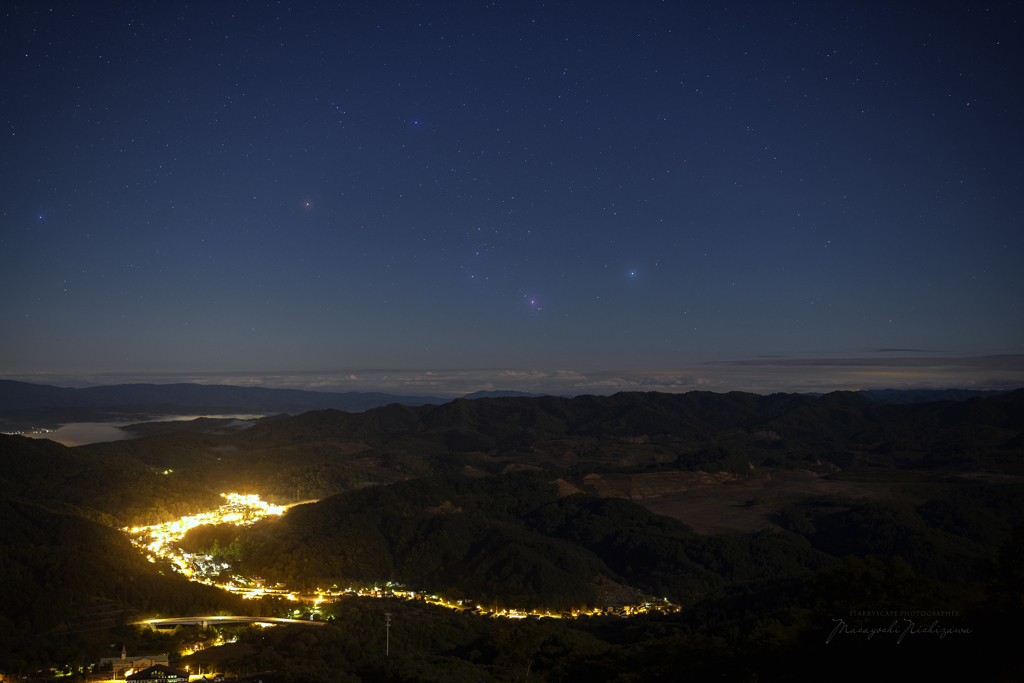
[{"x1": 2, "y1": 1, "x2": 1022, "y2": 396}]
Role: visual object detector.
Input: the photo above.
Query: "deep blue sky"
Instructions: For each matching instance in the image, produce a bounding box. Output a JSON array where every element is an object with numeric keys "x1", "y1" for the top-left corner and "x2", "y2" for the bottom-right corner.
[{"x1": 2, "y1": 1, "x2": 1021, "y2": 394}]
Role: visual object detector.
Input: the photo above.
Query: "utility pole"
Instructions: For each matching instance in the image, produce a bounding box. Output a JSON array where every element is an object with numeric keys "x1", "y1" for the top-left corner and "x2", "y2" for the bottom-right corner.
[{"x1": 384, "y1": 611, "x2": 392, "y2": 681}]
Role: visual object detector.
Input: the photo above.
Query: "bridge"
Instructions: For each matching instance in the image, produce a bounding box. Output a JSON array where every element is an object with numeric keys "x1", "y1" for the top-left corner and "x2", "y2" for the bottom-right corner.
[{"x1": 135, "y1": 615, "x2": 326, "y2": 628}]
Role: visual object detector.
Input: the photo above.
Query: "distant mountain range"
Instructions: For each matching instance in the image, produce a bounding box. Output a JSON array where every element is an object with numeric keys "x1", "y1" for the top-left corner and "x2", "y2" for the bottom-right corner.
[
  {"x1": 802, "y1": 388, "x2": 1011, "y2": 402},
  {"x1": 0, "y1": 380, "x2": 1010, "y2": 420},
  {"x1": 857, "y1": 388, "x2": 1012, "y2": 404},
  {"x1": 461, "y1": 390, "x2": 569, "y2": 399},
  {"x1": 0, "y1": 379, "x2": 447, "y2": 414}
]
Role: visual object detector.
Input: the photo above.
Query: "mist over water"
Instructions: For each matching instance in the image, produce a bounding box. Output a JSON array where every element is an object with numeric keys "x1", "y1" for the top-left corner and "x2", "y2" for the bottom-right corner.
[
  {"x1": 26, "y1": 423, "x2": 131, "y2": 447},
  {"x1": 24, "y1": 414, "x2": 264, "y2": 447}
]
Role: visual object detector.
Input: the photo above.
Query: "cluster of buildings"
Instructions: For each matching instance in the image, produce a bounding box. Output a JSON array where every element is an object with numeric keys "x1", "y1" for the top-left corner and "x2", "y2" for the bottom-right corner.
[
  {"x1": 99, "y1": 648, "x2": 227, "y2": 683},
  {"x1": 121, "y1": 664, "x2": 226, "y2": 682},
  {"x1": 98, "y1": 647, "x2": 170, "y2": 679},
  {"x1": 181, "y1": 552, "x2": 232, "y2": 580},
  {"x1": 127, "y1": 494, "x2": 286, "y2": 580}
]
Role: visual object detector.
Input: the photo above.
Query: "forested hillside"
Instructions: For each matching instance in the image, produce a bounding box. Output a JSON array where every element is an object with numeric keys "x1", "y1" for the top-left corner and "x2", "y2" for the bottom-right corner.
[
  {"x1": 0, "y1": 493, "x2": 245, "y2": 673},
  {"x1": 212, "y1": 473, "x2": 835, "y2": 609},
  {"x1": 1, "y1": 390, "x2": 1022, "y2": 680},
  {"x1": 77, "y1": 389, "x2": 1024, "y2": 503}
]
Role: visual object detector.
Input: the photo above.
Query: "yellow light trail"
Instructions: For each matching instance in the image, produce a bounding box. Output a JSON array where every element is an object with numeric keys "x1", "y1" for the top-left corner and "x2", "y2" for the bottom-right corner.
[{"x1": 125, "y1": 493, "x2": 678, "y2": 620}]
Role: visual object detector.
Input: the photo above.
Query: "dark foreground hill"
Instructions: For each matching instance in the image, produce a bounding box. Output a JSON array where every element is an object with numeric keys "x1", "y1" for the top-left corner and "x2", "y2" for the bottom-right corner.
[
  {"x1": 178, "y1": 470, "x2": 1024, "y2": 681},
  {"x1": 0, "y1": 492, "x2": 245, "y2": 673},
  {"x1": 0, "y1": 434, "x2": 220, "y2": 526},
  {"x1": 2, "y1": 390, "x2": 1023, "y2": 680},
  {"x1": 221, "y1": 473, "x2": 837, "y2": 608}
]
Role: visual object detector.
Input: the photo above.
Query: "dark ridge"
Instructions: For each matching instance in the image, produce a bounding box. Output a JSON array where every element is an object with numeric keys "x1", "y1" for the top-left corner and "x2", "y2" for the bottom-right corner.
[
  {"x1": 859, "y1": 388, "x2": 1013, "y2": 404},
  {"x1": 0, "y1": 379, "x2": 447, "y2": 413},
  {"x1": 461, "y1": 390, "x2": 558, "y2": 399}
]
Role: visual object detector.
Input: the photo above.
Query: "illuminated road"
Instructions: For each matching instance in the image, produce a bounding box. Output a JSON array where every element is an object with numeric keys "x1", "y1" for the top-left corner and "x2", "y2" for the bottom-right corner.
[
  {"x1": 136, "y1": 616, "x2": 325, "y2": 628},
  {"x1": 125, "y1": 492, "x2": 678, "y2": 623}
]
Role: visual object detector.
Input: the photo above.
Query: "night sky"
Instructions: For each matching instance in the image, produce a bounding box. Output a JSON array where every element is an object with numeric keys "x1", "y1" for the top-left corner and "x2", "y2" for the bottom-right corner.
[{"x1": 2, "y1": 2, "x2": 1022, "y2": 396}]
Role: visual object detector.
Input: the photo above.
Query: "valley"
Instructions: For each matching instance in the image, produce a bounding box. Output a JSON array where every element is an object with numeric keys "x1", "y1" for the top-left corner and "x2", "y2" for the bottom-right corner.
[{"x1": 0, "y1": 389, "x2": 1021, "y2": 681}]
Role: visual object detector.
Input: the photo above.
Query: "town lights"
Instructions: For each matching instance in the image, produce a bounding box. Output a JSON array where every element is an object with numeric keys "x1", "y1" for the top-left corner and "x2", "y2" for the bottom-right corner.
[{"x1": 122, "y1": 494, "x2": 676, "y2": 620}]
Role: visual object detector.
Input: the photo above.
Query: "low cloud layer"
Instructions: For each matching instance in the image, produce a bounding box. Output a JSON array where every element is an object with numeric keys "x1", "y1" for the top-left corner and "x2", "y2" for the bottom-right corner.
[
  {"x1": 5, "y1": 355, "x2": 1022, "y2": 397},
  {"x1": 25, "y1": 423, "x2": 131, "y2": 447}
]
